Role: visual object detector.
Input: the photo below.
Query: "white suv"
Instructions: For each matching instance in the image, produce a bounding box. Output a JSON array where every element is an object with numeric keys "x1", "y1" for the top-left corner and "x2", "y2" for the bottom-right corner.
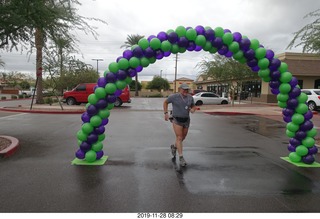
[{"x1": 301, "y1": 89, "x2": 320, "y2": 111}]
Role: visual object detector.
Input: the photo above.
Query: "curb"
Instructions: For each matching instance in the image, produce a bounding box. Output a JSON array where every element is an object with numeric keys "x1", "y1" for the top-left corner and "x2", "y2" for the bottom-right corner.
[
  {"x1": 0, "y1": 135, "x2": 19, "y2": 158},
  {"x1": 0, "y1": 107, "x2": 85, "y2": 114}
]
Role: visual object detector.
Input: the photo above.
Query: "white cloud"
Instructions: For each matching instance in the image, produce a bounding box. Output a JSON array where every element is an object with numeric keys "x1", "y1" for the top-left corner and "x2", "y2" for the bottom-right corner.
[{"x1": 1, "y1": 0, "x2": 319, "y2": 81}]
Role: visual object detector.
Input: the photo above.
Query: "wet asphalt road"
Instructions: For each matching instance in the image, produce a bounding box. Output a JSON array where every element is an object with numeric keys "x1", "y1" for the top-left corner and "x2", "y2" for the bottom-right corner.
[{"x1": 1, "y1": 98, "x2": 320, "y2": 213}]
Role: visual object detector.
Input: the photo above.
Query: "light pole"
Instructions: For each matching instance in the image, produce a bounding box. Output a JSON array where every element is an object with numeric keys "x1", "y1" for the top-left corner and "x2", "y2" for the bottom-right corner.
[{"x1": 92, "y1": 58, "x2": 103, "y2": 75}]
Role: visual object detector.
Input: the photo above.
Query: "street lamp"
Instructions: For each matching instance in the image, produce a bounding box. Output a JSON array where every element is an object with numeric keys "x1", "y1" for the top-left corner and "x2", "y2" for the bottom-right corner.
[{"x1": 92, "y1": 58, "x2": 103, "y2": 75}]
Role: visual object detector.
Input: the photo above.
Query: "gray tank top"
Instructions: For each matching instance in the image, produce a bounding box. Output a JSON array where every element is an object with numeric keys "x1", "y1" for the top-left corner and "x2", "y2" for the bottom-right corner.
[{"x1": 167, "y1": 93, "x2": 194, "y2": 118}]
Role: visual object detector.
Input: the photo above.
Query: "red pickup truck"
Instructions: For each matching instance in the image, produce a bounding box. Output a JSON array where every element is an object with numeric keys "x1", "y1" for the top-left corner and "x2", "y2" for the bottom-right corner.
[{"x1": 63, "y1": 83, "x2": 131, "y2": 107}]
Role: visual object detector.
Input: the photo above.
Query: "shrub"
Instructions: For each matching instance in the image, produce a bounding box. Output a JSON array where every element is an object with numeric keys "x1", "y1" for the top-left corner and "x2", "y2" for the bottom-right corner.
[
  {"x1": 11, "y1": 95, "x2": 18, "y2": 99},
  {"x1": 1, "y1": 96, "x2": 6, "y2": 100}
]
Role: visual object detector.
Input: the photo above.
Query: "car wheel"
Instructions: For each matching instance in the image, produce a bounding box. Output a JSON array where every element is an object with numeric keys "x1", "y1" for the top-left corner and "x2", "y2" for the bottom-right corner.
[
  {"x1": 308, "y1": 101, "x2": 316, "y2": 111},
  {"x1": 66, "y1": 97, "x2": 76, "y2": 105},
  {"x1": 114, "y1": 97, "x2": 123, "y2": 107},
  {"x1": 195, "y1": 100, "x2": 203, "y2": 106},
  {"x1": 221, "y1": 100, "x2": 228, "y2": 104}
]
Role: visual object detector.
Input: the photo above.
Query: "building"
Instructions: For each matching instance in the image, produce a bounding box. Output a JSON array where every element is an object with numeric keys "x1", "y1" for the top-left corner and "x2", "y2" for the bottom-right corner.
[{"x1": 194, "y1": 52, "x2": 320, "y2": 103}]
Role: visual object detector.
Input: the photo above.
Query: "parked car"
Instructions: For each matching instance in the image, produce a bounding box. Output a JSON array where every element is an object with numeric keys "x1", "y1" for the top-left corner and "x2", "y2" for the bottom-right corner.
[
  {"x1": 301, "y1": 89, "x2": 320, "y2": 111},
  {"x1": 192, "y1": 92, "x2": 229, "y2": 106},
  {"x1": 63, "y1": 83, "x2": 131, "y2": 107}
]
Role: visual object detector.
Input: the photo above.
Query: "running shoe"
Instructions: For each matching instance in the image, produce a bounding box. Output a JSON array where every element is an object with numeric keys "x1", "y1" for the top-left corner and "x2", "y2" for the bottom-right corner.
[
  {"x1": 170, "y1": 144, "x2": 176, "y2": 158},
  {"x1": 179, "y1": 156, "x2": 187, "y2": 167}
]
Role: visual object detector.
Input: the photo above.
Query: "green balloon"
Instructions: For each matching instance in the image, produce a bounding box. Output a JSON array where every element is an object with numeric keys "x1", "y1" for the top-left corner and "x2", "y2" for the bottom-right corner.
[
  {"x1": 140, "y1": 57, "x2": 150, "y2": 67},
  {"x1": 203, "y1": 41, "x2": 213, "y2": 51},
  {"x1": 129, "y1": 57, "x2": 140, "y2": 68},
  {"x1": 278, "y1": 101, "x2": 287, "y2": 108},
  {"x1": 289, "y1": 152, "x2": 301, "y2": 163},
  {"x1": 138, "y1": 38, "x2": 149, "y2": 50},
  {"x1": 148, "y1": 57, "x2": 156, "y2": 64},
  {"x1": 107, "y1": 103, "x2": 114, "y2": 110},
  {"x1": 92, "y1": 142, "x2": 103, "y2": 152},
  {"x1": 222, "y1": 33, "x2": 233, "y2": 45},
  {"x1": 279, "y1": 83, "x2": 291, "y2": 94},
  {"x1": 302, "y1": 137, "x2": 315, "y2": 148},
  {"x1": 195, "y1": 35, "x2": 206, "y2": 47},
  {"x1": 209, "y1": 47, "x2": 218, "y2": 54},
  {"x1": 278, "y1": 62, "x2": 288, "y2": 73},
  {"x1": 307, "y1": 128, "x2": 317, "y2": 137},
  {"x1": 232, "y1": 50, "x2": 243, "y2": 60},
  {"x1": 286, "y1": 122, "x2": 300, "y2": 132},
  {"x1": 297, "y1": 92, "x2": 308, "y2": 103},
  {"x1": 105, "y1": 83, "x2": 117, "y2": 94},
  {"x1": 277, "y1": 93, "x2": 289, "y2": 102},
  {"x1": 295, "y1": 103, "x2": 308, "y2": 114},
  {"x1": 255, "y1": 48, "x2": 266, "y2": 60},
  {"x1": 166, "y1": 29, "x2": 174, "y2": 34},
  {"x1": 118, "y1": 58, "x2": 129, "y2": 70},
  {"x1": 250, "y1": 39, "x2": 260, "y2": 50},
  {"x1": 258, "y1": 58, "x2": 269, "y2": 69},
  {"x1": 125, "y1": 76, "x2": 133, "y2": 85},
  {"x1": 85, "y1": 103, "x2": 90, "y2": 109},
  {"x1": 81, "y1": 123, "x2": 94, "y2": 134},
  {"x1": 178, "y1": 47, "x2": 186, "y2": 53},
  {"x1": 109, "y1": 62, "x2": 119, "y2": 73},
  {"x1": 228, "y1": 42, "x2": 240, "y2": 53},
  {"x1": 279, "y1": 72, "x2": 292, "y2": 83},
  {"x1": 214, "y1": 27, "x2": 224, "y2": 37},
  {"x1": 296, "y1": 145, "x2": 308, "y2": 156},
  {"x1": 150, "y1": 38, "x2": 161, "y2": 50},
  {"x1": 85, "y1": 150, "x2": 97, "y2": 162},
  {"x1": 77, "y1": 130, "x2": 87, "y2": 141},
  {"x1": 88, "y1": 93, "x2": 98, "y2": 105},
  {"x1": 186, "y1": 28, "x2": 197, "y2": 41},
  {"x1": 98, "y1": 108, "x2": 110, "y2": 119},
  {"x1": 90, "y1": 115, "x2": 102, "y2": 127},
  {"x1": 261, "y1": 76, "x2": 271, "y2": 82},
  {"x1": 115, "y1": 80, "x2": 127, "y2": 90},
  {"x1": 238, "y1": 57, "x2": 247, "y2": 64},
  {"x1": 94, "y1": 87, "x2": 107, "y2": 99},
  {"x1": 98, "y1": 133, "x2": 106, "y2": 141},
  {"x1": 171, "y1": 44, "x2": 179, "y2": 54},
  {"x1": 161, "y1": 40, "x2": 172, "y2": 52},
  {"x1": 175, "y1": 26, "x2": 186, "y2": 37},
  {"x1": 291, "y1": 113, "x2": 305, "y2": 125},
  {"x1": 286, "y1": 129, "x2": 296, "y2": 138},
  {"x1": 258, "y1": 69, "x2": 270, "y2": 78}
]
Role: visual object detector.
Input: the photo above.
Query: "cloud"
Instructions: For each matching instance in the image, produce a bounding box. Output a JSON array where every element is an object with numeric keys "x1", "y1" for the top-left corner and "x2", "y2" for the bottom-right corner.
[{"x1": 1, "y1": 0, "x2": 319, "y2": 82}]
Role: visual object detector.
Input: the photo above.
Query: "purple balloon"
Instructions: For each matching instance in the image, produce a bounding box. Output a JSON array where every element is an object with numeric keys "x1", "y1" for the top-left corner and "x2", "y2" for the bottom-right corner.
[
  {"x1": 270, "y1": 70, "x2": 281, "y2": 80},
  {"x1": 304, "y1": 110, "x2": 313, "y2": 120},
  {"x1": 244, "y1": 49, "x2": 255, "y2": 60},
  {"x1": 105, "y1": 72, "x2": 117, "y2": 83},
  {"x1": 283, "y1": 116, "x2": 292, "y2": 123},
  {"x1": 265, "y1": 50, "x2": 275, "y2": 60},
  {"x1": 218, "y1": 45, "x2": 228, "y2": 55},
  {"x1": 300, "y1": 120, "x2": 314, "y2": 131},
  {"x1": 80, "y1": 141, "x2": 91, "y2": 151},
  {"x1": 302, "y1": 155, "x2": 315, "y2": 164},
  {"x1": 205, "y1": 28, "x2": 215, "y2": 41},
  {"x1": 114, "y1": 89, "x2": 123, "y2": 97},
  {"x1": 81, "y1": 112, "x2": 91, "y2": 123},
  {"x1": 167, "y1": 32, "x2": 178, "y2": 44},
  {"x1": 155, "y1": 50, "x2": 164, "y2": 59},
  {"x1": 251, "y1": 66, "x2": 260, "y2": 72},
  {"x1": 87, "y1": 133, "x2": 98, "y2": 144},
  {"x1": 269, "y1": 80, "x2": 280, "y2": 89},
  {"x1": 128, "y1": 68, "x2": 137, "y2": 77},
  {"x1": 269, "y1": 58, "x2": 281, "y2": 71},
  {"x1": 136, "y1": 66, "x2": 143, "y2": 72},
  {"x1": 289, "y1": 77, "x2": 299, "y2": 87},
  {"x1": 116, "y1": 70, "x2": 128, "y2": 80},
  {"x1": 289, "y1": 87, "x2": 301, "y2": 98},
  {"x1": 225, "y1": 51, "x2": 233, "y2": 58},
  {"x1": 116, "y1": 56, "x2": 123, "y2": 62},
  {"x1": 144, "y1": 47, "x2": 155, "y2": 58},
  {"x1": 194, "y1": 46, "x2": 202, "y2": 51},
  {"x1": 286, "y1": 98, "x2": 299, "y2": 109},
  {"x1": 271, "y1": 88, "x2": 280, "y2": 95},
  {"x1": 282, "y1": 108, "x2": 294, "y2": 117},
  {"x1": 239, "y1": 38, "x2": 251, "y2": 51},
  {"x1": 147, "y1": 35, "x2": 156, "y2": 42},
  {"x1": 133, "y1": 46, "x2": 144, "y2": 58},
  {"x1": 233, "y1": 32, "x2": 242, "y2": 42},
  {"x1": 195, "y1": 25, "x2": 205, "y2": 35},
  {"x1": 97, "y1": 77, "x2": 107, "y2": 88},
  {"x1": 308, "y1": 146, "x2": 318, "y2": 154},
  {"x1": 177, "y1": 37, "x2": 189, "y2": 47},
  {"x1": 247, "y1": 58, "x2": 258, "y2": 67},
  {"x1": 106, "y1": 94, "x2": 116, "y2": 103},
  {"x1": 295, "y1": 130, "x2": 307, "y2": 140},
  {"x1": 287, "y1": 144, "x2": 296, "y2": 152},
  {"x1": 96, "y1": 150, "x2": 104, "y2": 160},
  {"x1": 164, "y1": 51, "x2": 171, "y2": 57},
  {"x1": 224, "y1": 29, "x2": 231, "y2": 33},
  {"x1": 212, "y1": 37, "x2": 223, "y2": 49},
  {"x1": 87, "y1": 105, "x2": 98, "y2": 116},
  {"x1": 187, "y1": 41, "x2": 196, "y2": 51},
  {"x1": 101, "y1": 118, "x2": 109, "y2": 126},
  {"x1": 75, "y1": 149, "x2": 85, "y2": 159},
  {"x1": 96, "y1": 99, "x2": 108, "y2": 109},
  {"x1": 157, "y1": 31, "x2": 168, "y2": 41},
  {"x1": 123, "y1": 50, "x2": 133, "y2": 59},
  {"x1": 290, "y1": 138, "x2": 301, "y2": 146},
  {"x1": 94, "y1": 126, "x2": 105, "y2": 135}
]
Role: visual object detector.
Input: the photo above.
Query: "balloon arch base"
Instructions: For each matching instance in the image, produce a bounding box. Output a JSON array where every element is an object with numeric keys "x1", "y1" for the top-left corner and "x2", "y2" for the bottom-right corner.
[
  {"x1": 71, "y1": 156, "x2": 108, "y2": 166},
  {"x1": 281, "y1": 157, "x2": 320, "y2": 167}
]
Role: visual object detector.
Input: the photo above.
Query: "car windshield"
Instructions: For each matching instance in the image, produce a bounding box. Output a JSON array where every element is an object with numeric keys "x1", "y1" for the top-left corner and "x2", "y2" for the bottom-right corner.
[{"x1": 314, "y1": 90, "x2": 320, "y2": 95}]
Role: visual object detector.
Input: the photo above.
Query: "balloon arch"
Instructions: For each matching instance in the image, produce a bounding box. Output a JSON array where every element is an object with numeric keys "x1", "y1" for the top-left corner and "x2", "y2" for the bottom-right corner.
[{"x1": 71, "y1": 25, "x2": 319, "y2": 166}]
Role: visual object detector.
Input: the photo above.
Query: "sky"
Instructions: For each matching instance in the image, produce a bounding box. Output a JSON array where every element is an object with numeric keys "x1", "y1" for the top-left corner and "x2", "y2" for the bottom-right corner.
[{"x1": 1, "y1": 0, "x2": 319, "y2": 82}]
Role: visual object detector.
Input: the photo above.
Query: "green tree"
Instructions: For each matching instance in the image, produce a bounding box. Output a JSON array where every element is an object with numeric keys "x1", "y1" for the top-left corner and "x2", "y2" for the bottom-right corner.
[
  {"x1": 129, "y1": 80, "x2": 142, "y2": 91},
  {"x1": 19, "y1": 81, "x2": 30, "y2": 90},
  {"x1": 0, "y1": 0, "x2": 106, "y2": 103},
  {"x1": 121, "y1": 34, "x2": 144, "y2": 96},
  {"x1": 146, "y1": 75, "x2": 170, "y2": 92},
  {"x1": 287, "y1": 9, "x2": 320, "y2": 53}
]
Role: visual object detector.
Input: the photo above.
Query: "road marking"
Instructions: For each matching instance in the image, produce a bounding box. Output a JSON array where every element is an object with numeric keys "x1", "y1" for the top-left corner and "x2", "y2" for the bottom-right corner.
[{"x1": 0, "y1": 113, "x2": 28, "y2": 119}]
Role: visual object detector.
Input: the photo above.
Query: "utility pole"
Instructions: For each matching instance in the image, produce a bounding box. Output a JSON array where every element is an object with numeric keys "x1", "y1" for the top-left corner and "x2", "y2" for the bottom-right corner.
[
  {"x1": 174, "y1": 54, "x2": 178, "y2": 93},
  {"x1": 92, "y1": 58, "x2": 103, "y2": 75}
]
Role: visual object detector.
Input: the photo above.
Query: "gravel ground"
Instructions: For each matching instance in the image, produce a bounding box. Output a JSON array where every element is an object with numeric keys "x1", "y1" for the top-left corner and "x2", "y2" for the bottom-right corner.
[{"x1": 0, "y1": 137, "x2": 11, "y2": 151}]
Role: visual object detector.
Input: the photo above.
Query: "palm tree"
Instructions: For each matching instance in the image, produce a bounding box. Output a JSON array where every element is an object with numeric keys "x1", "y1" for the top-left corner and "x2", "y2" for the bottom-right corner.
[{"x1": 121, "y1": 34, "x2": 144, "y2": 96}]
